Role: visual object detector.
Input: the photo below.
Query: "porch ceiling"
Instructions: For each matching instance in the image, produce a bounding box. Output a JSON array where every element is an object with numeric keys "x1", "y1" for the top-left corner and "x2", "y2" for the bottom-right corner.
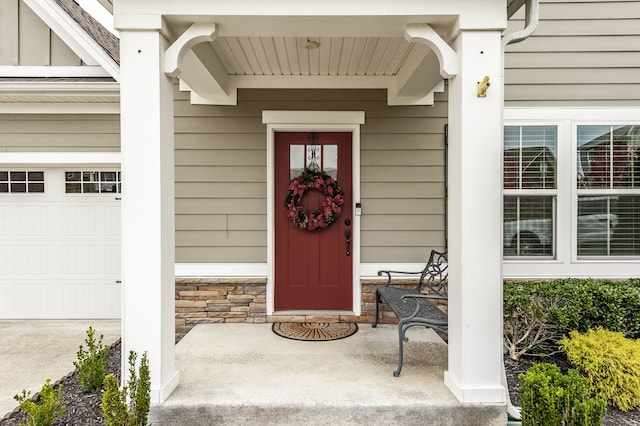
[{"x1": 111, "y1": 0, "x2": 524, "y2": 106}]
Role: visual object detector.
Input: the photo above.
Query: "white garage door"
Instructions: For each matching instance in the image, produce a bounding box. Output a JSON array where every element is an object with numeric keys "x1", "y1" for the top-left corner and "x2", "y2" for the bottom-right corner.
[{"x1": 0, "y1": 168, "x2": 121, "y2": 319}]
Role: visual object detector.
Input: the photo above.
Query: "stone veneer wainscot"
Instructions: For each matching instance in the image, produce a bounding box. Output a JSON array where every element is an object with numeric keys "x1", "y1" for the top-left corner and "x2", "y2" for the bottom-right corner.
[{"x1": 175, "y1": 278, "x2": 446, "y2": 341}]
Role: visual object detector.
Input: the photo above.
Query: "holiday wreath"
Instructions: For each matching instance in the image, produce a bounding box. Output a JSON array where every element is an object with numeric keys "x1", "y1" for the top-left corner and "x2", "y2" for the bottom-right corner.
[{"x1": 285, "y1": 168, "x2": 345, "y2": 231}]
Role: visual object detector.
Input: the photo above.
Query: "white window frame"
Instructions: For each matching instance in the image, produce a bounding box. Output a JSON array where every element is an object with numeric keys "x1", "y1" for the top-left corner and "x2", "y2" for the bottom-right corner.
[
  {"x1": 0, "y1": 169, "x2": 47, "y2": 195},
  {"x1": 504, "y1": 108, "x2": 640, "y2": 279},
  {"x1": 503, "y1": 124, "x2": 560, "y2": 259},
  {"x1": 64, "y1": 170, "x2": 122, "y2": 195}
]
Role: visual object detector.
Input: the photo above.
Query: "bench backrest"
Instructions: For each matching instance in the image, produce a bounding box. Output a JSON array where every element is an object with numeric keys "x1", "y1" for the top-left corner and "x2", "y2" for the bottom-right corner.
[{"x1": 417, "y1": 250, "x2": 448, "y2": 297}]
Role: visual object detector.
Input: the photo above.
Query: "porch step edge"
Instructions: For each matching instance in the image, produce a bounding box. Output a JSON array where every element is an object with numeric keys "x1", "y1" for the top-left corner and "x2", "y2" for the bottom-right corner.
[{"x1": 149, "y1": 403, "x2": 507, "y2": 425}]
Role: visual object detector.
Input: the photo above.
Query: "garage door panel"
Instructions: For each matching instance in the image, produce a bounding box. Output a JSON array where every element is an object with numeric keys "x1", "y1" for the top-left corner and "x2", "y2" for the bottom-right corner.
[
  {"x1": 14, "y1": 245, "x2": 48, "y2": 275},
  {"x1": 0, "y1": 284, "x2": 7, "y2": 313},
  {"x1": 14, "y1": 205, "x2": 48, "y2": 236},
  {"x1": 1, "y1": 168, "x2": 121, "y2": 319},
  {"x1": 14, "y1": 283, "x2": 49, "y2": 315},
  {"x1": 0, "y1": 207, "x2": 6, "y2": 235},
  {"x1": 103, "y1": 205, "x2": 120, "y2": 236},
  {"x1": 62, "y1": 205, "x2": 97, "y2": 236},
  {"x1": 0, "y1": 245, "x2": 6, "y2": 275},
  {"x1": 63, "y1": 283, "x2": 96, "y2": 315},
  {"x1": 103, "y1": 283, "x2": 121, "y2": 315},
  {"x1": 103, "y1": 244, "x2": 121, "y2": 275},
  {"x1": 62, "y1": 245, "x2": 97, "y2": 275}
]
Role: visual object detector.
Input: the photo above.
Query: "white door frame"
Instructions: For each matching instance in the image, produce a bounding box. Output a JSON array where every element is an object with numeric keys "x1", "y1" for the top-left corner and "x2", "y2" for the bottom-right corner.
[{"x1": 263, "y1": 111, "x2": 365, "y2": 315}]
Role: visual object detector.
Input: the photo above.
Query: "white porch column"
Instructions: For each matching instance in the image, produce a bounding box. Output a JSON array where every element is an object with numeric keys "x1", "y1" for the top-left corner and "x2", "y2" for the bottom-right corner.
[
  {"x1": 444, "y1": 29, "x2": 505, "y2": 403},
  {"x1": 119, "y1": 24, "x2": 179, "y2": 403}
]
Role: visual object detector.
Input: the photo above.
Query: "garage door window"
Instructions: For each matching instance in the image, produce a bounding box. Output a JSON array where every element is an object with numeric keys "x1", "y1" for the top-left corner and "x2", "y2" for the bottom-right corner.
[
  {"x1": 0, "y1": 171, "x2": 45, "y2": 193},
  {"x1": 65, "y1": 171, "x2": 121, "y2": 194}
]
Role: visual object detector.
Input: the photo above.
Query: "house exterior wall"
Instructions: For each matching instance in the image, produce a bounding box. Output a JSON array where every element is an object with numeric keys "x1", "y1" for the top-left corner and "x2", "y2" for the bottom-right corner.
[
  {"x1": 0, "y1": 114, "x2": 120, "y2": 151},
  {"x1": 505, "y1": 0, "x2": 640, "y2": 106},
  {"x1": 0, "y1": 0, "x2": 81, "y2": 66},
  {"x1": 174, "y1": 87, "x2": 448, "y2": 265}
]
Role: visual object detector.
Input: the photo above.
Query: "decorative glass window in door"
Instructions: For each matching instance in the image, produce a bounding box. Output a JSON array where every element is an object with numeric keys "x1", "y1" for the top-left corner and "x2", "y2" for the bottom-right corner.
[
  {"x1": 65, "y1": 171, "x2": 121, "y2": 194},
  {"x1": 289, "y1": 133, "x2": 338, "y2": 180}
]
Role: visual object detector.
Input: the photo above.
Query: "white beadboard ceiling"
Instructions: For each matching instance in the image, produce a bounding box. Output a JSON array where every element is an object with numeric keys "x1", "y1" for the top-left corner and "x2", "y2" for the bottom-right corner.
[{"x1": 209, "y1": 36, "x2": 416, "y2": 77}]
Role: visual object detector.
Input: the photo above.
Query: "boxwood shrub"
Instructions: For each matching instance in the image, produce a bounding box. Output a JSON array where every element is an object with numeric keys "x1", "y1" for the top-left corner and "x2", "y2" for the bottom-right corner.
[{"x1": 504, "y1": 278, "x2": 640, "y2": 359}]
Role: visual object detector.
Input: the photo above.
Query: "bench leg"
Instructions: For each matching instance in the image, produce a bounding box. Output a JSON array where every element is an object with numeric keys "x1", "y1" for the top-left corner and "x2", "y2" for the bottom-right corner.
[
  {"x1": 372, "y1": 289, "x2": 382, "y2": 328},
  {"x1": 393, "y1": 320, "x2": 411, "y2": 377}
]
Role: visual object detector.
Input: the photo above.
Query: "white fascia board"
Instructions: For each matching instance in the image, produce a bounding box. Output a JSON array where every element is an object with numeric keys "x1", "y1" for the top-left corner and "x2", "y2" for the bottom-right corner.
[
  {"x1": 0, "y1": 103, "x2": 119, "y2": 114},
  {"x1": 0, "y1": 66, "x2": 112, "y2": 78},
  {"x1": 0, "y1": 152, "x2": 121, "y2": 166},
  {"x1": 0, "y1": 81, "x2": 120, "y2": 104},
  {"x1": 22, "y1": 0, "x2": 120, "y2": 81},
  {"x1": 0, "y1": 81, "x2": 119, "y2": 93},
  {"x1": 116, "y1": 0, "x2": 500, "y2": 20}
]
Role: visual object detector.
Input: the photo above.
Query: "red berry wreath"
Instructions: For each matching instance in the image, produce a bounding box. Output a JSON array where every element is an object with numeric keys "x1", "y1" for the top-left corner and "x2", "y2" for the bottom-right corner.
[{"x1": 285, "y1": 168, "x2": 345, "y2": 231}]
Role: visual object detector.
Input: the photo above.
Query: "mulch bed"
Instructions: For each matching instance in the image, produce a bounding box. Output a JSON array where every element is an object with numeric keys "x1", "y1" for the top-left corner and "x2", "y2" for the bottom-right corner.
[
  {"x1": 2, "y1": 340, "x2": 640, "y2": 425},
  {"x1": 0, "y1": 341, "x2": 121, "y2": 426},
  {"x1": 504, "y1": 352, "x2": 640, "y2": 425}
]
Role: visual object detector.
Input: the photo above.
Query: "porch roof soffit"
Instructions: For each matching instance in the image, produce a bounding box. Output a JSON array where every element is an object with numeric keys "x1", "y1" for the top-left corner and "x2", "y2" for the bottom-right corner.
[{"x1": 115, "y1": 1, "x2": 508, "y2": 106}]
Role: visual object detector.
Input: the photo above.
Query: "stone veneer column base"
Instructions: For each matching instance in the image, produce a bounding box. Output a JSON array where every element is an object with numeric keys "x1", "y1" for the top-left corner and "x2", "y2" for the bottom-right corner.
[{"x1": 175, "y1": 277, "x2": 447, "y2": 342}]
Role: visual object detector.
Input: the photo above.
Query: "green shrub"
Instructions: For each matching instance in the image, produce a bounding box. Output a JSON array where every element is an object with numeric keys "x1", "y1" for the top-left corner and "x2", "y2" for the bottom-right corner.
[
  {"x1": 74, "y1": 326, "x2": 109, "y2": 392},
  {"x1": 101, "y1": 350, "x2": 151, "y2": 426},
  {"x1": 559, "y1": 328, "x2": 640, "y2": 411},
  {"x1": 14, "y1": 379, "x2": 65, "y2": 426},
  {"x1": 519, "y1": 363, "x2": 605, "y2": 426},
  {"x1": 504, "y1": 279, "x2": 640, "y2": 359}
]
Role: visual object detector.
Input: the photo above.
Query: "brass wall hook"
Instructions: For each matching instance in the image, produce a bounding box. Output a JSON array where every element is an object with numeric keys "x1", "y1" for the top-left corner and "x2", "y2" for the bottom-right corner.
[{"x1": 477, "y1": 76, "x2": 490, "y2": 97}]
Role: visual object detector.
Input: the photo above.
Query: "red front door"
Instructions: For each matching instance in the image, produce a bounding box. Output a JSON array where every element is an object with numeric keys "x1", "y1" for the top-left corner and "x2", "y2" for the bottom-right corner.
[{"x1": 274, "y1": 132, "x2": 353, "y2": 310}]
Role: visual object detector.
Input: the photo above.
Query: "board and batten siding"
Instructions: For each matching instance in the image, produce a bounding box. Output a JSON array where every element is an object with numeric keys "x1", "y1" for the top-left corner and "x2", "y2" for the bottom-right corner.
[
  {"x1": 174, "y1": 88, "x2": 447, "y2": 264},
  {"x1": 0, "y1": 0, "x2": 82, "y2": 66},
  {"x1": 0, "y1": 114, "x2": 120, "y2": 152},
  {"x1": 505, "y1": 0, "x2": 640, "y2": 106}
]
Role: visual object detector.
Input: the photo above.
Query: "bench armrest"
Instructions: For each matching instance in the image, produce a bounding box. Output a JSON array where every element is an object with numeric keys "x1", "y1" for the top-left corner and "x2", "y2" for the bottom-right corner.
[{"x1": 377, "y1": 269, "x2": 423, "y2": 286}]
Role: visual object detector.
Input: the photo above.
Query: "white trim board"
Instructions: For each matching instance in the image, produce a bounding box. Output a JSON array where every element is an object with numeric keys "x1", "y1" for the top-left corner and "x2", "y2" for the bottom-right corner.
[
  {"x1": 262, "y1": 110, "x2": 364, "y2": 316},
  {"x1": 174, "y1": 263, "x2": 425, "y2": 279},
  {"x1": 0, "y1": 152, "x2": 121, "y2": 166}
]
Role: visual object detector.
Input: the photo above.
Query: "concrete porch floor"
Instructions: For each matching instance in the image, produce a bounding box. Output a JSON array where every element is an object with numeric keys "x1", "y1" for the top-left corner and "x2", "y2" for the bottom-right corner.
[{"x1": 151, "y1": 323, "x2": 507, "y2": 425}]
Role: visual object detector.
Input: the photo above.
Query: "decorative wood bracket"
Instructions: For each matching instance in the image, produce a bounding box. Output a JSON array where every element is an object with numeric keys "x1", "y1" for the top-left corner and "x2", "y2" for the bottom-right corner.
[
  {"x1": 164, "y1": 22, "x2": 236, "y2": 105},
  {"x1": 404, "y1": 24, "x2": 457, "y2": 79},
  {"x1": 164, "y1": 23, "x2": 218, "y2": 77}
]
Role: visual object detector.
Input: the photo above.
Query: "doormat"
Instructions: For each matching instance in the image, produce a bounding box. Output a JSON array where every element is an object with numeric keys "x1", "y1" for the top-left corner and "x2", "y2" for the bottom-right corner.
[{"x1": 272, "y1": 322, "x2": 358, "y2": 341}]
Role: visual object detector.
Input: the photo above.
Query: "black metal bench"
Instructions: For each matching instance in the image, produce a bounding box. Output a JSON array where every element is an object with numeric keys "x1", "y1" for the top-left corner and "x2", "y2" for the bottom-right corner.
[{"x1": 372, "y1": 250, "x2": 448, "y2": 376}]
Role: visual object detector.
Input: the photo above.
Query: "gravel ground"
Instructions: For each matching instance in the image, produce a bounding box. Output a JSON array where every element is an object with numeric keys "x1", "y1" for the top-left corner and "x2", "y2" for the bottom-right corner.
[{"x1": 2, "y1": 341, "x2": 639, "y2": 425}]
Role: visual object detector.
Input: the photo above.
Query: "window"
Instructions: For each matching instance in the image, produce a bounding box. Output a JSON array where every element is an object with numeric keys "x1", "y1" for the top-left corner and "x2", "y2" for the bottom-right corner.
[
  {"x1": 289, "y1": 133, "x2": 338, "y2": 180},
  {"x1": 0, "y1": 171, "x2": 45, "y2": 193},
  {"x1": 503, "y1": 126, "x2": 557, "y2": 257},
  {"x1": 65, "y1": 171, "x2": 121, "y2": 194},
  {"x1": 577, "y1": 125, "x2": 640, "y2": 256}
]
